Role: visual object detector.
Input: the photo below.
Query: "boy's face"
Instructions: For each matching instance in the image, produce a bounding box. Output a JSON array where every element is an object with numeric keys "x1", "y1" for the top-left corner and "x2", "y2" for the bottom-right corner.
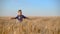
[{"x1": 17, "y1": 11, "x2": 22, "y2": 15}]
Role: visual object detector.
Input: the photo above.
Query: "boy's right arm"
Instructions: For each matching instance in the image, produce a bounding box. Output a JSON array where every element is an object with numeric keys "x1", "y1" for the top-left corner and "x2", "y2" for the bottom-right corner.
[
  {"x1": 11, "y1": 16, "x2": 18, "y2": 19},
  {"x1": 11, "y1": 17, "x2": 16, "y2": 19}
]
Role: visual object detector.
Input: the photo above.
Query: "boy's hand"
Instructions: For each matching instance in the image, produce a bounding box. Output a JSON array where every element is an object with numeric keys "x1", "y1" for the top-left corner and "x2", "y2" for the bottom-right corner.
[
  {"x1": 8, "y1": 17, "x2": 12, "y2": 20},
  {"x1": 26, "y1": 18, "x2": 32, "y2": 20}
]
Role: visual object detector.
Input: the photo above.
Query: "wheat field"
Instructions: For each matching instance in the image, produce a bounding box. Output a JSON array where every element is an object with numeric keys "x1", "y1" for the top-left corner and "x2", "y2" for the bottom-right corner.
[{"x1": 0, "y1": 16, "x2": 60, "y2": 34}]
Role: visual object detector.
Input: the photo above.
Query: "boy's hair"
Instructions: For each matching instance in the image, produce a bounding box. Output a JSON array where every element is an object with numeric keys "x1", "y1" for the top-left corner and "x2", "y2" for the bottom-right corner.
[
  {"x1": 19, "y1": 10, "x2": 22, "y2": 11},
  {"x1": 18, "y1": 10, "x2": 22, "y2": 12}
]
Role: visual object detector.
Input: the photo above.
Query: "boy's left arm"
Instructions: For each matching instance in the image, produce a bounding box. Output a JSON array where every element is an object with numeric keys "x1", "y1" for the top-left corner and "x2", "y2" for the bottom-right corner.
[{"x1": 23, "y1": 16, "x2": 30, "y2": 20}]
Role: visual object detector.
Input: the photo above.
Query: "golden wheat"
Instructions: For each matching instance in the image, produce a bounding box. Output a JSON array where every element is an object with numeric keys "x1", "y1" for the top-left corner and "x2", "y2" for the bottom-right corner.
[{"x1": 0, "y1": 17, "x2": 60, "y2": 34}]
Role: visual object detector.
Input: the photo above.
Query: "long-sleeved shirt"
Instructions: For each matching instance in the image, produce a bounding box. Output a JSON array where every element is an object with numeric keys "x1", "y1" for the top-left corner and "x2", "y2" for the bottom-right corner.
[{"x1": 12, "y1": 15, "x2": 28, "y2": 22}]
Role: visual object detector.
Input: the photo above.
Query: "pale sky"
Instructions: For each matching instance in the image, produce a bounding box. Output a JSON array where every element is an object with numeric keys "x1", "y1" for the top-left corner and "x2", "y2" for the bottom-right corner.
[{"x1": 0, "y1": 0, "x2": 60, "y2": 16}]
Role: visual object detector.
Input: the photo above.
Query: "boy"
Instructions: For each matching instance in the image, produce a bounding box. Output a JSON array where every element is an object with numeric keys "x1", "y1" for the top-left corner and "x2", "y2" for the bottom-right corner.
[{"x1": 11, "y1": 10, "x2": 29, "y2": 22}]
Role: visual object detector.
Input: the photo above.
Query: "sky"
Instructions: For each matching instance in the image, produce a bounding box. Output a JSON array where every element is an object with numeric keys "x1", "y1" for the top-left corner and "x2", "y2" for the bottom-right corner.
[{"x1": 0, "y1": 0, "x2": 60, "y2": 16}]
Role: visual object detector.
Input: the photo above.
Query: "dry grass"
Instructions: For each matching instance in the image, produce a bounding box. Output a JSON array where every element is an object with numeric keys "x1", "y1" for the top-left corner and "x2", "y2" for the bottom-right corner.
[{"x1": 0, "y1": 16, "x2": 60, "y2": 34}]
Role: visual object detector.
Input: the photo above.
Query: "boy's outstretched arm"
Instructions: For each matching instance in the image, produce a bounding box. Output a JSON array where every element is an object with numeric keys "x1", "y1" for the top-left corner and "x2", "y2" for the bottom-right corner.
[
  {"x1": 11, "y1": 17, "x2": 16, "y2": 19},
  {"x1": 23, "y1": 16, "x2": 31, "y2": 20},
  {"x1": 11, "y1": 16, "x2": 18, "y2": 19}
]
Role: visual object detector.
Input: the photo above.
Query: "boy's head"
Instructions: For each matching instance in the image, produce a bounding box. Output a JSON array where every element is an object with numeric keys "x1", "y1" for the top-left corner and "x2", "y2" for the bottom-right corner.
[{"x1": 17, "y1": 10, "x2": 22, "y2": 15}]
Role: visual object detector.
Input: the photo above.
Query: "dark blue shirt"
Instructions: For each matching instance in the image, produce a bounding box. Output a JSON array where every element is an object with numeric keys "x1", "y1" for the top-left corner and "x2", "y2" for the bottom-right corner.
[{"x1": 15, "y1": 15, "x2": 27, "y2": 22}]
